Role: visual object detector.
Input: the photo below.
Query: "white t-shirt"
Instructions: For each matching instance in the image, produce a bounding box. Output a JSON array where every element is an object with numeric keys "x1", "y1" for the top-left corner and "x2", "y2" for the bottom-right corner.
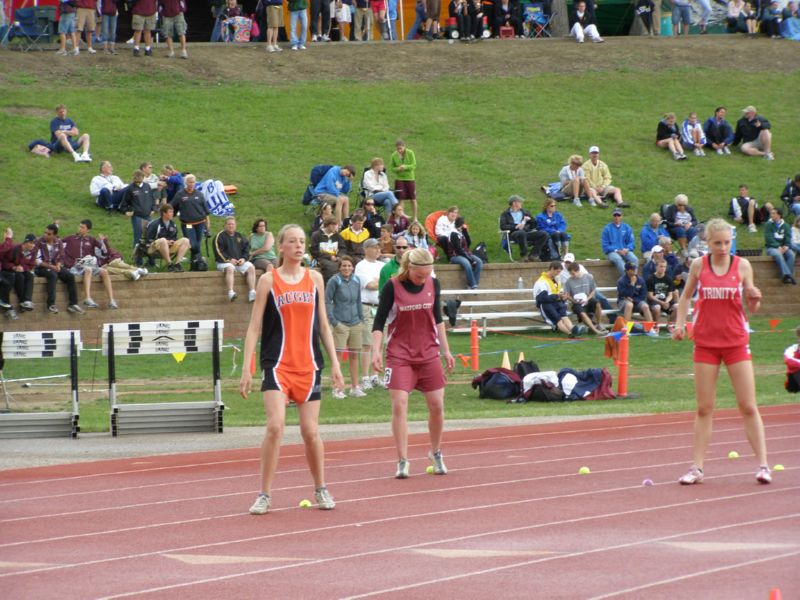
[{"x1": 354, "y1": 258, "x2": 384, "y2": 305}]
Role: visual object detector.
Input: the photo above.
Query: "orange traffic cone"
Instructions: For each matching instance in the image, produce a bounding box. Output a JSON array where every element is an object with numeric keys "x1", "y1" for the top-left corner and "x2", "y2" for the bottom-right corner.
[{"x1": 768, "y1": 588, "x2": 782, "y2": 600}]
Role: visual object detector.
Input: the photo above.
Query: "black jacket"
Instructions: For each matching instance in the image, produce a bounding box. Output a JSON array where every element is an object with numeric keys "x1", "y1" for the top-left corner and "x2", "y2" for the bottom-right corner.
[
  {"x1": 170, "y1": 188, "x2": 209, "y2": 224},
  {"x1": 733, "y1": 114, "x2": 771, "y2": 146},
  {"x1": 119, "y1": 182, "x2": 155, "y2": 218},
  {"x1": 145, "y1": 217, "x2": 179, "y2": 244},
  {"x1": 213, "y1": 230, "x2": 250, "y2": 263},
  {"x1": 664, "y1": 204, "x2": 698, "y2": 228},
  {"x1": 569, "y1": 7, "x2": 596, "y2": 28},
  {"x1": 499, "y1": 207, "x2": 535, "y2": 233}
]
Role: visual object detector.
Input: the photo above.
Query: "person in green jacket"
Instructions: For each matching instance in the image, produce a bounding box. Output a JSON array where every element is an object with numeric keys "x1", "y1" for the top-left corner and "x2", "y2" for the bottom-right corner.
[
  {"x1": 390, "y1": 139, "x2": 418, "y2": 222},
  {"x1": 764, "y1": 207, "x2": 796, "y2": 285},
  {"x1": 379, "y1": 235, "x2": 409, "y2": 290}
]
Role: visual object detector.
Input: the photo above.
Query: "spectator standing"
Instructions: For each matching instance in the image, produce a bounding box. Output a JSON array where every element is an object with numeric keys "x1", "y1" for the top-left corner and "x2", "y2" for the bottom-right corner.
[
  {"x1": 582, "y1": 146, "x2": 629, "y2": 209},
  {"x1": 363, "y1": 157, "x2": 400, "y2": 214},
  {"x1": 249, "y1": 218, "x2": 277, "y2": 272},
  {"x1": 145, "y1": 204, "x2": 190, "y2": 271},
  {"x1": 210, "y1": 0, "x2": 227, "y2": 41},
  {"x1": 640, "y1": 212, "x2": 669, "y2": 258},
  {"x1": 569, "y1": 0, "x2": 604, "y2": 43},
  {"x1": 601, "y1": 208, "x2": 638, "y2": 275},
  {"x1": 379, "y1": 235, "x2": 409, "y2": 290},
  {"x1": 664, "y1": 194, "x2": 698, "y2": 256},
  {"x1": 213, "y1": 217, "x2": 257, "y2": 301},
  {"x1": 314, "y1": 165, "x2": 355, "y2": 226},
  {"x1": 782, "y1": 174, "x2": 800, "y2": 218},
  {"x1": 764, "y1": 208, "x2": 797, "y2": 285},
  {"x1": 354, "y1": 239, "x2": 385, "y2": 391},
  {"x1": 50, "y1": 104, "x2": 91, "y2": 163},
  {"x1": 311, "y1": 0, "x2": 332, "y2": 41},
  {"x1": 160, "y1": 0, "x2": 189, "y2": 59},
  {"x1": 703, "y1": 107, "x2": 734, "y2": 155},
  {"x1": 132, "y1": 0, "x2": 158, "y2": 57},
  {"x1": 265, "y1": 0, "x2": 285, "y2": 52},
  {"x1": 56, "y1": 0, "x2": 79, "y2": 56},
  {"x1": 75, "y1": 0, "x2": 97, "y2": 55},
  {"x1": 680, "y1": 112, "x2": 707, "y2": 157},
  {"x1": 62, "y1": 219, "x2": 117, "y2": 309},
  {"x1": 310, "y1": 216, "x2": 343, "y2": 283},
  {"x1": 170, "y1": 174, "x2": 211, "y2": 262},
  {"x1": 448, "y1": 216, "x2": 482, "y2": 289},
  {"x1": 101, "y1": 0, "x2": 120, "y2": 54},
  {"x1": 733, "y1": 106, "x2": 774, "y2": 160},
  {"x1": 90, "y1": 161, "x2": 126, "y2": 211},
  {"x1": 390, "y1": 140, "x2": 418, "y2": 222},
  {"x1": 536, "y1": 199, "x2": 571, "y2": 259},
  {"x1": 499, "y1": 195, "x2": 549, "y2": 262},
  {"x1": 407, "y1": 0, "x2": 426, "y2": 38},
  {"x1": 119, "y1": 169, "x2": 156, "y2": 266},
  {"x1": 656, "y1": 112, "x2": 687, "y2": 161},
  {"x1": 34, "y1": 224, "x2": 83, "y2": 314},
  {"x1": 422, "y1": 0, "x2": 441, "y2": 39},
  {"x1": 289, "y1": 0, "x2": 309, "y2": 49},
  {"x1": 671, "y1": 0, "x2": 691, "y2": 35},
  {"x1": 354, "y1": 0, "x2": 371, "y2": 39},
  {"x1": 326, "y1": 256, "x2": 365, "y2": 397}
]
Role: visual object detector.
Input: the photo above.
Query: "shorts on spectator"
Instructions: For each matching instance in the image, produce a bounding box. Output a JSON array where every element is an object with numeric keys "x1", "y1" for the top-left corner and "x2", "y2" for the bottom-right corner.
[
  {"x1": 597, "y1": 186, "x2": 618, "y2": 198},
  {"x1": 649, "y1": 301, "x2": 676, "y2": 313},
  {"x1": 370, "y1": 0, "x2": 387, "y2": 11},
  {"x1": 694, "y1": 344, "x2": 751, "y2": 366},
  {"x1": 267, "y1": 5, "x2": 284, "y2": 27},
  {"x1": 148, "y1": 240, "x2": 180, "y2": 256},
  {"x1": 336, "y1": 6, "x2": 352, "y2": 22},
  {"x1": 424, "y1": 0, "x2": 441, "y2": 19},
  {"x1": 52, "y1": 138, "x2": 81, "y2": 153},
  {"x1": 572, "y1": 298, "x2": 598, "y2": 316},
  {"x1": 76, "y1": 8, "x2": 96, "y2": 32},
  {"x1": 741, "y1": 138, "x2": 765, "y2": 153},
  {"x1": 69, "y1": 264, "x2": 102, "y2": 278},
  {"x1": 216, "y1": 261, "x2": 254, "y2": 274},
  {"x1": 619, "y1": 299, "x2": 648, "y2": 314},
  {"x1": 385, "y1": 359, "x2": 446, "y2": 393},
  {"x1": 334, "y1": 322, "x2": 364, "y2": 352},
  {"x1": 162, "y1": 14, "x2": 188, "y2": 38},
  {"x1": 395, "y1": 180, "x2": 416, "y2": 201},
  {"x1": 361, "y1": 307, "x2": 376, "y2": 346},
  {"x1": 132, "y1": 12, "x2": 157, "y2": 32},
  {"x1": 58, "y1": 12, "x2": 76, "y2": 34},
  {"x1": 672, "y1": 5, "x2": 691, "y2": 24}
]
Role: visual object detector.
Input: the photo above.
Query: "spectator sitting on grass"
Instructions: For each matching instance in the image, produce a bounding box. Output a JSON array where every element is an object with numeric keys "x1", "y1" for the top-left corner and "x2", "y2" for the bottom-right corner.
[
  {"x1": 63, "y1": 219, "x2": 117, "y2": 309},
  {"x1": 733, "y1": 105, "x2": 774, "y2": 160},
  {"x1": 569, "y1": 0, "x2": 604, "y2": 43},
  {"x1": 559, "y1": 154, "x2": 599, "y2": 208},
  {"x1": 213, "y1": 216, "x2": 257, "y2": 302},
  {"x1": 145, "y1": 204, "x2": 191, "y2": 272},
  {"x1": 582, "y1": 146, "x2": 629, "y2": 209},
  {"x1": 680, "y1": 112, "x2": 707, "y2": 157},
  {"x1": 729, "y1": 184, "x2": 773, "y2": 234},
  {"x1": 781, "y1": 174, "x2": 800, "y2": 218},
  {"x1": 533, "y1": 261, "x2": 586, "y2": 338},
  {"x1": 90, "y1": 161, "x2": 126, "y2": 211},
  {"x1": 656, "y1": 112, "x2": 687, "y2": 161},
  {"x1": 703, "y1": 106, "x2": 734, "y2": 155},
  {"x1": 50, "y1": 104, "x2": 91, "y2": 163}
]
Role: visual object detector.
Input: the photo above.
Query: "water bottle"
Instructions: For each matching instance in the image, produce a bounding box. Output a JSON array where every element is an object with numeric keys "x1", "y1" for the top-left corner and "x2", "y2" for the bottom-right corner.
[{"x1": 517, "y1": 276, "x2": 524, "y2": 290}]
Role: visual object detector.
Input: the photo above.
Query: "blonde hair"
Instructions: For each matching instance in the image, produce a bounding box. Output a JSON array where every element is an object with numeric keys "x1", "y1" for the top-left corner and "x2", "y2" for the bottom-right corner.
[
  {"x1": 407, "y1": 220, "x2": 423, "y2": 236},
  {"x1": 543, "y1": 199, "x2": 556, "y2": 212},
  {"x1": 674, "y1": 194, "x2": 689, "y2": 206},
  {"x1": 664, "y1": 112, "x2": 676, "y2": 121},
  {"x1": 276, "y1": 224, "x2": 305, "y2": 268},
  {"x1": 370, "y1": 157, "x2": 384, "y2": 169},
  {"x1": 704, "y1": 218, "x2": 732, "y2": 239},
  {"x1": 396, "y1": 248, "x2": 433, "y2": 282},
  {"x1": 569, "y1": 154, "x2": 583, "y2": 165}
]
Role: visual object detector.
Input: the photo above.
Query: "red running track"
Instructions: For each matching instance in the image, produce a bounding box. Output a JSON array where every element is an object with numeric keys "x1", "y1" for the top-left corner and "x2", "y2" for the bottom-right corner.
[{"x1": 0, "y1": 405, "x2": 799, "y2": 599}]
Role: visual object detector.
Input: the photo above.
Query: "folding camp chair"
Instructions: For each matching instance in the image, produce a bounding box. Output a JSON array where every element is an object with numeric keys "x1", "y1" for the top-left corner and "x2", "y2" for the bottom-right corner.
[
  {"x1": 8, "y1": 7, "x2": 50, "y2": 51},
  {"x1": 521, "y1": 3, "x2": 555, "y2": 38},
  {"x1": 302, "y1": 164, "x2": 334, "y2": 216}
]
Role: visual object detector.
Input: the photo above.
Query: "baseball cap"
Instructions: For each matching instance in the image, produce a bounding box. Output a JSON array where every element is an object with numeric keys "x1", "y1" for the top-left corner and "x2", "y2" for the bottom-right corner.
[
  {"x1": 612, "y1": 209, "x2": 623, "y2": 216},
  {"x1": 23, "y1": 233, "x2": 36, "y2": 243},
  {"x1": 651, "y1": 245, "x2": 664, "y2": 253},
  {"x1": 625, "y1": 263, "x2": 637, "y2": 271},
  {"x1": 363, "y1": 238, "x2": 380, "y2": 248},
  {"x1": 588, "y1": 146, "x2": 600, "y2": 153},
  {"x1": 742, "y1": 105, "x2": 757, "y2": 113},
  {"x1": 508, "y1": 194, "x2": 524, "y2": 205},
  {"x1": 563, "y1": 252, "x2": 575, "y2": 263}
]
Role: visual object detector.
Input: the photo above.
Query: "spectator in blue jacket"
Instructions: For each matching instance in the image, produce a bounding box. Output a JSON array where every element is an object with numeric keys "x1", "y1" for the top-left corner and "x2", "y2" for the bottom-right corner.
[
  {"x1": 639, "y1": 212, "x2": 669, "y2": 258},
  {"x1": 601, "y1": 209, "x2": 638, "y2": 275},
  {"x1": 617, "y1": 263, "x2": 656, "y2": 329},
  {"x1": 680, "y1": 112, "x2": 707, "y2": 157},
  {"x1": 314, "y1": 165, "x2": 355, "y2": 226},
  {"x1": 703, "y1": 106, "x2": 735, "y2": 155},
  {"x1": 536, "y1": 198, "x2": 571, "y2": 258}
]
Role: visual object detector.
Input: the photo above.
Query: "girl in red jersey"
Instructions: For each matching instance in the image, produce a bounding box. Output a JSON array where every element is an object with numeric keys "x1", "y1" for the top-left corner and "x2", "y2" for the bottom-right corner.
[
  {"x1": 240, "y1": 224, "x2": 344, "y2": 515},
  {"x1": 672, "y1": 218, "x2": 770, "y2": 485},
  {"x1": 371, "y1": 248, "x2": 455, "y2": 479}
]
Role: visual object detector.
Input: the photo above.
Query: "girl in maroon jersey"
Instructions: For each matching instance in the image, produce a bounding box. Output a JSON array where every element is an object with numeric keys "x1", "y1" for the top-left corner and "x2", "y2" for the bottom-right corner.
[
  {"x1": 672, "y1": 218, "x2": 770, "y2": 485},
  {"x1": 371, "y1": 248, "x2": 455, "y2": 479}
]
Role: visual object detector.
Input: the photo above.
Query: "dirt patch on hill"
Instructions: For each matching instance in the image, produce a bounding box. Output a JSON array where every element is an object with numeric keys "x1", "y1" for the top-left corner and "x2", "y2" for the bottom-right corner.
[{"x1": 1, "y1": 37, "x2": 797, "y2": 86}]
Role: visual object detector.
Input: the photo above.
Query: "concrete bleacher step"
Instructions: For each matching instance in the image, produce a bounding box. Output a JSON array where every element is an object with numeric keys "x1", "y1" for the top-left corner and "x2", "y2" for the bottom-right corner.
[{"x1": 0, "y1": 412, "x2": 78, "y2": 439}]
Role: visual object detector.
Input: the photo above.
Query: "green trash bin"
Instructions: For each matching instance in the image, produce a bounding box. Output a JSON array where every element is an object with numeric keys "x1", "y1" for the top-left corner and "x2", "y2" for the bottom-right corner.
[{"x1": 661, "y1": 13, "x2": 672, "y2": 35}]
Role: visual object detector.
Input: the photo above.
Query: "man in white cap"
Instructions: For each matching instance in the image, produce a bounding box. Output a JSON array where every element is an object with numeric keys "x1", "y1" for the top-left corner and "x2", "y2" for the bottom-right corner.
[
  {"x1": 558, "y1": 252, "x2": 614, "y2": 315},
  {"x1": 733, "y1": 106, "x2": 774, "y2": 160},
  {"x1": 582, "y1": 146, "x2": 629, "y2": 209}
]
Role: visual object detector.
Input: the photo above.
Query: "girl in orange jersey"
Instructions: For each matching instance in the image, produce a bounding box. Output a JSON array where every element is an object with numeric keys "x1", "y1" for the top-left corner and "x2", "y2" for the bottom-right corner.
[
  {"x1": 240, "y1": 224, "x2": 344, "y2": 515},
  {"x1": 672, "y1": 218, "x2": 770, "y2": 485}
]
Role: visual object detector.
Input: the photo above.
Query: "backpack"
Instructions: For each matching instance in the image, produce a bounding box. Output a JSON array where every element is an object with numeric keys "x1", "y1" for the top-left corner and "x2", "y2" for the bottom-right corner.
[
  {"x1": 191, "y1": 255, "x2": 208, "y2": 272},
  {"x1": 473, "y1": 242, "x2": 489, "y2": 264},
  {"x1": 471, "y1": 368, "x2": 521, "y2": 400},
  {"x1": 514, "y1": 360, "x2": 540, "y2": 379},
  {"x1": 524, "y1": 382, "x2": 566, "y2": 402}
]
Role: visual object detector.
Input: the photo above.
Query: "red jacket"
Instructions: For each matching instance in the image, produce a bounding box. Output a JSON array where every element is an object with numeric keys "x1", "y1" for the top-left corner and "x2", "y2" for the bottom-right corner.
[
  {"x1": 62, "y1": 234, "x2": 101, "y2": 268},
  {"x1": 75, "y1": 0, "x2": 96, "y2": 9},
  {"x1": 35, "y1": 235, "x2": 65, "y2": 268},
  {"x1": 133, "y1": 0, "x2": 158, "y2": 16},
  {"x1": 97, "y1": 238, "x2": 122, "y2": 266},
  {"x1": 3, "y1": 244, "x2": 37, "y2": 272},
  {"x1": 0, "y1": 236, "x2": 13, "y2": 267},
  {"x1": 159, "y1": 0, "x2": 186, "y2": 17}
]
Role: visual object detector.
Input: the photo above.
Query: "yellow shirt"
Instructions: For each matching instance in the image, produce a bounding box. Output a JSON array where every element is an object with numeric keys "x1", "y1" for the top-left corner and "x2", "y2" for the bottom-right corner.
[{"x1": 582, "y1": 159, "x2": 612, "y2": 188}]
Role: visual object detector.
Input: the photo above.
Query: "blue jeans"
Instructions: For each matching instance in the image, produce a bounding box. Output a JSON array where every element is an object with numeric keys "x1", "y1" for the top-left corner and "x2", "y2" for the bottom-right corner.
[
  {"x1": 766, "y1": 247, "x2": 796, "y2": 278},
  {"x1": 450, "y1": 255, "x2": 482, "y2": 288},
  {"x1": 131, "y1": 215, "x2": 148, "y2": 265},
  {"x1": 290, "y1": 9, "x2": 308, "y2": 46},
  {"x1": 97, "y1": 187, "x2": 126, "y2": 211},
  {"x1": 211, "y1": 17, "x2": 223, "y2": 42},
  {"x1": 370, "y1": 191, "x2": 398, "y2": 213},
  {"x1": 697, "y1": 0, "x2": 711, "y2": 24},
  {"x1": 102, "y1": 15, "x2": 118, "y2": 44},
  {"x1": 789, "y1": 203, "x2": 800, "y2": 218},
  {"x1": 607, "y1": 251, "x2": 638, "y2": 275},
  {"x1": 181, "y1": 222, "x2": 208, "y2": 258},
  {"x1": 407, "y1": 14, "x2": 423, "y2": 39}
]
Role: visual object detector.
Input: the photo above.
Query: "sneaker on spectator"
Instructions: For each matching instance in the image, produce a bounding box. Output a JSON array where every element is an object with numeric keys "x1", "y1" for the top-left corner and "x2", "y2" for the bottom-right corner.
[
  {"x1": 332, "y1": 388, "x2": 346, "y2": 399},
  {"x1": 0, "y1": 299, "x2": 10, "y2": 310},
  {"x1": 645, "y1": 329, "x2": 659, "y2": 338},
  {"x1": 588, "y1": 198, "x2": 597, "y2": 207},
  {"x1": 756, "y1": 466, "x2": 772, "y2": 484},
  {"x1": 361, "y1": 376, "x2": 373, "y2": 391},
  {"x1": 137, "y1": 268, "x2": 148, "y2": 277},
  {"x1": 249, "y1": 493, "x2": 271, "y2": 515},
  {"x1": 228, "y1": 290, "x2": 237, "y2": 302},
  {"x1": 87, "y1": 47, "x2": 96, "y2": 54},
  {"x1": 428, "y1": 449, "x2": 448, "y2": 474},
  {"x1": 67, "y1": 304, "x2": 85, "y2": 314},
  {"x1": 129, "y1": 269, "x2": 141, "y2": 281},
  {"x1": 723, "y1": 146, "x2": 731, "y2": 155},
  {"x1": 716, "y1": 148, "x2": 724, "y2": 155},
  {"x1": 173, "y1": 262, "x2": 184, "y2": 272},
  {"x1": 48, "y1": 305, "x2": 59, "y2": 314},
  {"x1": 678, "y1": 464, "x2": 704, "y2": 485},
  {"x1": 291, "y1": 45, "x2": 298, "y2": 50},
  {"x1": 349, "y1": 386, "x2": 367, "y2": 397},
  {"x1": 395, "y1": 458, "x2": 410, "y2": 479},
  {"x1": 167, "y1": 51, "x2": 175, "y2": 58},
  {"x1": 677, "y1": 153, "x2": 687, "y2": 160},
  {"x1": 748, "y1": 223, "x2": 757, "y2": 233},
  {"x1": 693, "y1": 148, "x2": 703, "y2": 157},
  {"x1": 764, "y1": 152, "x2": 774, "y2": 161},
  {"x1": 267, "y1": 45, "x2": 276, "y2": 52},
  {"x1": 108, "y1": 299, "x2": 119, "y2": 309},
  {"x1": 84, "y1": 298, "x2": 98, "y2": 309},
  {"x1": 73, "y1": 47, "x2": 79, "y2": 55},
  {"x1": 370, "y1": 374, "x2": 385, "y2": 388},
  {"x1": 80, "y1": 152, "x2": 92, "y2": 162},
  {"x1": 133, "y1": 47, "x2": 140, "y2": 57},
  {"x1": 248, "y1": 289, "x2": 257, "y2": 302},
  {"x1": 311, "y1": 34, "x2": 318, "y2": 42},
  {"x1": 144, "y1": 48, "x2": 152, "y2": 57},
  {"x1": 56, "y1": 50, "x2": 68, "y2": 56},
  {"x1": 593, "y1": 36, "x2": 605, "y2": 43},
  {"x1": 274, "y1": 45, "x2": 283, "y2": 51},
  {"x1": 315, "y1": 486, "x2": 336, "y2": 510},
  {"x1": 20, "y1": 301, "x2": 35, "y2": 311},
  {"x1": 299, "y1": 45, "x2": 307, "y2": 50},
  {"x1": 572, "y1": 198, "x2": 582, "y2": 207},
  {"x1": 181, "y1": 50, "x2": 188, "y2": 59},
  {"x1": 73, "y1": 153, "x2": 82, "y2": 163},
  {"x1": 4, "y1": 309, "x2": 18, "y2": 321}
]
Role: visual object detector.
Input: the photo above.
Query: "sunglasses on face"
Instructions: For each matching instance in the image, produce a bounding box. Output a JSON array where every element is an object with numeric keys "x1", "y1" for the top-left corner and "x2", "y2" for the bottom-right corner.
[
  {"x1": 365, "y1": 203, "x2": 374, "y2": 206},
  {"x1": 395, "y1": 245, "x2": 408, "y2": 249}
]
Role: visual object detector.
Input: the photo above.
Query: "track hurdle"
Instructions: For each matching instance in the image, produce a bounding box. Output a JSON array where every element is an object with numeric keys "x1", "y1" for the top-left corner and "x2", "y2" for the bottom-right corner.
[
  {"x1": 0, "y1": 330, "x2": 81, "y2": 438},
  {"x1": 103, "y1": 320, "x2": 225, "y2": 436}
]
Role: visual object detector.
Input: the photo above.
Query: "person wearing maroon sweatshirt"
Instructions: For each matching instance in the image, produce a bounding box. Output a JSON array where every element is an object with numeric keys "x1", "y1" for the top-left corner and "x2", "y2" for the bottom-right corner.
[
  {"x1": 0, "y1": 228, "x2": 18, "y2": 318},
  {"x1": 2, "y1": 233, "x2": 38, "y2": 312},
  {"x1": 159, "y1": 0, "x2": 189, "y2": 59},
  {"x1": 34, "y1": 223, "x2": 84, "y2": 315},
  {"x1": 96, "y1": 234, "x2": 147, "y2": 281},
  {"x1": 132, "y1": 0, "x2": 158, "y2": 57},
  {"x1": 63, "y1": 219, "x2": 117, "y2": 309},
  {"x1": 101, "y1": 0, "x2": 121, "y2": 54}
]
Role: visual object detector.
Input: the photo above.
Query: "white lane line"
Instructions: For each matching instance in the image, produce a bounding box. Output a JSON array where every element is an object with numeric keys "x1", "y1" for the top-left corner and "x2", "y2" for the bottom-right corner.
[
  {"x1": 97, "y1": 499, "x2": 800, "y2": 599},
  {"x1": 586, "y1": 550, "x2": 800, "y2": 600},
  {"x1": 339, "y1": 515, "x2": 800, "y2": 600},
  {"x1": 2, "y1": 408, "x2": 796, "y2": 489}
]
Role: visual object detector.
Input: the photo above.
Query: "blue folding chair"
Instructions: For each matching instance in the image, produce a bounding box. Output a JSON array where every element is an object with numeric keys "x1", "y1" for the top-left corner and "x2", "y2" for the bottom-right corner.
[
  {"x1": 8, "y1": 7, "x2": 50, "y2": 51},
  {"x1": 522, "y1": 2, "x2": 555, "y2": 38}
]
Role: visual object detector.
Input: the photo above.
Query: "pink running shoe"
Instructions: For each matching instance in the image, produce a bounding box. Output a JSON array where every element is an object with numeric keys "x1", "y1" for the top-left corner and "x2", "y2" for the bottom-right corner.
[
  {"x1": 679, "y1": 465, "x2": 704, "y2": 485},
  {"x1": 756, "y1": 466, "x2": 772, "y2": 484}
]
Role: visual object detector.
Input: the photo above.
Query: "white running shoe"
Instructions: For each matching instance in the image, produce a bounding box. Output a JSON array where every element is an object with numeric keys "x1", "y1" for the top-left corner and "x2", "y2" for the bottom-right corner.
[
  {"x1": 228, "y1": 290, "x2": 237, "y2": 302},
  {"x1": 360, "y1": 376, "x2": 373, "y2": 391},
  {"x1": 370, "y1": 374, "x2": 385, "y2": 388},
  {"x1": 428, "y1": 450, "x2": 448, "y2": 474},
  {"x1": 716, "y1": 148, "x2": 724, "y2": 155},
  {"x1": 756, "y1": 466, "x2": 772, "y2": 484},
  {"x1": 67, "y1": 304, "x2": 85, "y2": 314},
  {"x1": 129, "y1": 269, "x2": 141, "y2": 281},
  {"x1": 249, "y1": 493, "x2": 271, "y2": 515},
  {"x1": 723, "y1": 146, "x2": 731, "y2": 155},
  {"x1": 693, "y1": 148, "x2": 703, "y2": 157},
  {"x1": 764, "y1": 152, "x2": 774, "y2": 161},
  {"x1": 80, "y1": 152, "x2": 92, "y2": 162},
  {"x1": 395, "y1": 458, "x2": 410, "y2": 479},
  {"x1": 315, "y1": 487, "x2": 336, "y2": 509},
  {"x1": 83, "y1": 298, "x2": 98, "y2": 309},
  {"x1": 748, "y1": 223, "x2": 758, "y2": 233},
  {"x1": 73, "y1": 153, "x2": 82, "y2": 163},
  {"x1": 573, "y1": 198, "x2": 582, "y2": 207},
  {"x1": 108, "y1": 299, "x2": 119, "y2": 309},
  {"x1": 248, "y1": 289, "x2": 257, "y2": 302},
  {"x1": 349, "y1": 386, "x2": 367, "y2": 397},
  {"x1": 332, "y1": 388, "x2": 346, "y2": 399},
  {"x1": 678, "y1": 464, "x2": 704, "y2": 485},
  {"x1": 87, "y1": 47, "x2": 97, "y2": 54}
]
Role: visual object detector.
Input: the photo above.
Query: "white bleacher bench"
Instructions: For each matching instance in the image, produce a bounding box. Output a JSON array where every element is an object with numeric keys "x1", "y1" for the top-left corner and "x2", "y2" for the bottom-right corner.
[
  {"x1": 0, "y1": 330, "x2": 81, "y2": 439},
  {"x1": 103, "y1": 320, "x2": 225, "y2": 436},
  {"x1": 441, "y1": 287, "x2": 620, "y2": 336}
]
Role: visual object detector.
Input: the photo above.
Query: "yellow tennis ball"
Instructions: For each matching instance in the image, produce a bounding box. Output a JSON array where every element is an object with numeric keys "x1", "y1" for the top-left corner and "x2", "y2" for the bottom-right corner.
[
  {"x1": 773, "y1": 464, "x2": 785, "y2": 471},
  {"x1": 426, "y1": 465, "x2": 434, "y2": 474},
  {"x1": 728, "y1": 451, "x2": 739, "y2": 459},
  {"x1": 578, "y1": 466, "x2": 590, "y2": 475},
  {"x1": 298, "y1": 499, "x2": 312, "y2": 508}
]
